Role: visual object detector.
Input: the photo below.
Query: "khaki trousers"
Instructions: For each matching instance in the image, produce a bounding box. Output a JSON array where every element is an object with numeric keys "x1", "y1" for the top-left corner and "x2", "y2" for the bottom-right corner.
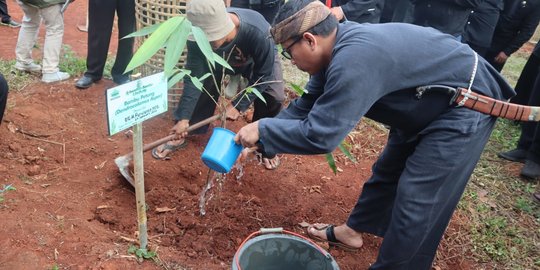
[{"x1": 15, "y1": 1, "x2": 64, "y2": 74}]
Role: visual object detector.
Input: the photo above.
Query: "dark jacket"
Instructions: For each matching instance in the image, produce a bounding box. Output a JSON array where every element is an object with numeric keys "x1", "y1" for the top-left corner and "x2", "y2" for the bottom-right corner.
[
  {"x1": 321, "y1": 0, "x2": 385, "y2": 23},
  {"x1": 412, "y1": 0, "x2": 485, "y2": 36},
  {"x1": 20, "y1": 0, "x2": 65, "y2": 8},
  {"x1": 462, "y1": 0, "x2": 503, "y2": 47},
  {"x1": 489, "y1": 0, "x2": 540, "y2": 56}
]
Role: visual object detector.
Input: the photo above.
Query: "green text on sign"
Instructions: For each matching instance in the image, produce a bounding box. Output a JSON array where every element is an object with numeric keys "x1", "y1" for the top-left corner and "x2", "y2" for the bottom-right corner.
[{"x1": 106, "y1": 72, "x2": 168, "y2": 136}]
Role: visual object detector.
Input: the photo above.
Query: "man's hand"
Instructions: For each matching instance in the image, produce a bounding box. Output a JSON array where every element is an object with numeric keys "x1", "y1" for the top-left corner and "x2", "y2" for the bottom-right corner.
[
  {"x1": 226, "y1": 106, "x2": 241, "y2": 120},
  {"x1": 235, "y1": 121, "x2": 260, "y2": 148},
  {"x1": 330, "y1": 7, "x2": 345, "y2": 21},
  {"x1": 494, "y1": 52, "x2": 508, "y2": 64},
  {"x1": 170, "y1": 120, "x2": 190, "y2": 140}
]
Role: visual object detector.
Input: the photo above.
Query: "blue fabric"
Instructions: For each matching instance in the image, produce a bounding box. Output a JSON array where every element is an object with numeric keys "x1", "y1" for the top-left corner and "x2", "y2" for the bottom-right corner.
[
  {"x1": 258, "y1": 22, "x2": 514, "y2": 157},
  {"x1": 347, "y1": 108, "x2": 496, "y2": 269}
]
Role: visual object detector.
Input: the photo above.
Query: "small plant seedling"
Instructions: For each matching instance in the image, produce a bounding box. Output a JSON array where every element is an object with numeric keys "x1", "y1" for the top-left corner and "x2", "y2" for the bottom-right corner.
[
  {"x1": 0, "y1": 184, "x2": 16, "y2": 203},
  {"x1": 128, "y1": 244, "x2": 157, "y2": 260}
]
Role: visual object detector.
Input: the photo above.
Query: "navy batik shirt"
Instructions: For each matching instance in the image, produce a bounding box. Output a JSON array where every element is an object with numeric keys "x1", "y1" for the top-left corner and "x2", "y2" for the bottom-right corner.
[
  {"x1": 176, "y1": 8, "x2": 277, "y2": 121},
  {"x1": 258, "y1": 22, "x2": 515, "y2": 156}
]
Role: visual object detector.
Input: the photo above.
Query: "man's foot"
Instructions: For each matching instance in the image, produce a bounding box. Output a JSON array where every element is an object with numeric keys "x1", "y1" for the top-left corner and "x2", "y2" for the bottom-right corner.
[
  {"x1": 113, "y1": 76, "x2": 130, "y2": 85},
  {"x1": 520, "y1": 160, "x2": 540, "y2": 181},
  {"x1": 498, "y1": 148, "x2": 528, "y2": 163},
  {"x1": 1, "y1": 19, "x2": 21, "y2": 28},
  {"x1": 533, "y1": 192, "x2": 540, "y2": 203},
  {"x1": 151, "y1": 139, "x2": 188, "y2": 160},
  {"x1": 307, "y1": 223, "x2": 363, "y2": 251},
  {"x1": 262, "y1": 156, "x2": 280, "y2": 170},
  {"x1": 41, "y1": 71, "x2": 70, "y2": 83},
  {"x1": 75, "y1": 75, "x2": 100, "y2": 89},
  {"x1": 14, "y1": 62, "x2": 41, "y2": 73}
]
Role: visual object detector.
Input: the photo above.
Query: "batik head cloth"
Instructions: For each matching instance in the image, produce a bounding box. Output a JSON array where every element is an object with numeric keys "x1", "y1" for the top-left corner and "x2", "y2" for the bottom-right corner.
[{"x1": 270, "y1": 1, "x2": 331, "y2": 44}]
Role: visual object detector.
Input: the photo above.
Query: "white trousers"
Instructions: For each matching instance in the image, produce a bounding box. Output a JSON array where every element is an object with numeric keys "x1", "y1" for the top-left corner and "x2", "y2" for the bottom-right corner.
[{"x1": 15, "y1": 1, "x2": 64, "y2": 74}]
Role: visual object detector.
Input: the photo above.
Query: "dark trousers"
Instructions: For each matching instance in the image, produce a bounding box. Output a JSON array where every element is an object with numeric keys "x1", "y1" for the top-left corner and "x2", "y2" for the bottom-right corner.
[
  {"x1": 0, "y1": 73, "x2": 8, "y2": 124},
  {"x1": 469, "y1": 43, "x2": 489, "y2": 59},
  {"x1": 85, "y1": 0, "x2": 135, "y2": 81},
  {"x1": 347, "y1": 107, "x2": 496, "y2": 269},
  {"x1": 511, "y1": 53, "x2": 540, "y2": 105},
  {"x1": 0, "y1": 0, "x2": 11, "y2": 23},
  {"x1": 516, "y1": 65, "x2": 540, "y2": 163}
]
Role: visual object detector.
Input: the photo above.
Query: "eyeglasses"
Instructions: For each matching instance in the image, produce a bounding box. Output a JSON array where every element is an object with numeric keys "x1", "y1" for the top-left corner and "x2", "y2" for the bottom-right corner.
[{"x1": 281, "y1": 36, "x2": 303, "y2": 60}]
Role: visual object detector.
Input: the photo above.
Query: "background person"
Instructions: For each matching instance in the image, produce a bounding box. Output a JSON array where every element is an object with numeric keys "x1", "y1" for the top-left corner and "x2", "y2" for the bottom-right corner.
[
  {"x1": 0, "y1": 0, "x2": 20, "y2": 27},
  {"x1": 320, "y1": 0, "x2": 384, "y2": 23},
  {"x1": 484, "y1": 0, "x2": 540, "y2": 71},
  {"x1": 462, "y1": 0, "x2": 503, "y2": 57},
  {"x1": 75, "y1": 0, "x2": 135, "y2": 89},
  {"x1": 228, "y1": 0, "x2": 284, "y2": 24},
  {"x1": 411, "y1": 0, "x2": 483, "y2": 38},
  {"x1": 15, "y1": 0, "x2": 70, "y2": 83},
  {"x1": 0, "y1": 73, "x2": 7, "y2": 123},
  {"x1": 235, "y1": 0, "x2": 514, "y2": 268}
]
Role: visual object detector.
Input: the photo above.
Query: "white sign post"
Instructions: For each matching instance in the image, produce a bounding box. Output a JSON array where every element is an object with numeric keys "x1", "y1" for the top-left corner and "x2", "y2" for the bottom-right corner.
[{"x1": 106, "y1": 72, "x2": 167, "y2": 250}]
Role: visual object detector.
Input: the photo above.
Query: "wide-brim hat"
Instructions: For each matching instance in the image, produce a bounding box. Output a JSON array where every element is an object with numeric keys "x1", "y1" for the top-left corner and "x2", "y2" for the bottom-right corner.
[{"x1": 187, "y1": 0, "x2": 235, "y2": 42}]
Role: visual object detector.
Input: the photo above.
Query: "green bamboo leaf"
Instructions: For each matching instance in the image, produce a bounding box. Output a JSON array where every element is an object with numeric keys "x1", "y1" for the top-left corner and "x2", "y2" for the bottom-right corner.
[
  {"x1": 212, "y1": 52, "x2": 233, "y2": 71},
  {"x1": 290, "y1": 82, "x2": 308, "y2": 96},
  {"x1": 191, "y1": 26, "x2": 215, "y2": 68},
  {"x1": 199, "y1": 73, "x2": 211, "y2": 81},
  {"x1": 190, "y1": 76, "x2": 203, "y2": 90},
  {"x1": 123, "y1": 22, "x2": 162, "y2": 39},
  {"x1": 164, "y1": 18, "x2": 191, "y2": 76},
  {"x1": 125, "y1": 16, "x2": 184, "y2": 74},
  {"x1": 168, "y1": 69, "x2": 191, "y2": 88},
  {"x1": 325, "y1": 153, "x2": 337, "y2": 174},
  {"x1": 338, "y1": 142, "x2": 357, "y2": 163},
  {"x1": 246, "y1": 87, "x2": 266, "y2": 104}
]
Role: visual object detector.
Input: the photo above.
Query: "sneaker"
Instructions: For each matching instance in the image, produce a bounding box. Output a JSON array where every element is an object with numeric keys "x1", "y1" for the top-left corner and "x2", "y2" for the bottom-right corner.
[
  {"x1": 14, "y1": 62, "x2": 42, "y2": 73},
  {"x1": 520, "y1": 160, "x2": 540, "y2": 181},
  {"x1": 42, "y1": 71, "x2": 70, "y2": 83},
  {"x1": 497, "y1": 148, "x2": 528, "y2": 163},
  {"x1": 1, "y1": 19, "x2": 21, "y2": 28}
]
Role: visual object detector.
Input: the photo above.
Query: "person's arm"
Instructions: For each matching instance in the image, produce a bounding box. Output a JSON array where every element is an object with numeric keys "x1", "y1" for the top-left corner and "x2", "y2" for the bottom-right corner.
[
  {"x1": 232, "y1": 27, "x2": 275, "y2": 112},
  {"x1": 502, "y1": 9, "x2": 540, "y2": 56},
  {"x1": 174, "y1": 41, "x2": 211, "y2": 121},
  {"x1": 255, "y1": 51, "x2": 382, "y2": 156}
]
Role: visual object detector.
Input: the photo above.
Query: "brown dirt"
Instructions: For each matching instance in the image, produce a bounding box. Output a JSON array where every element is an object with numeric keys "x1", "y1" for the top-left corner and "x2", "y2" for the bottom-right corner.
[{"x1": 0, "y1": 1, "x2": 478, "y2": 269}]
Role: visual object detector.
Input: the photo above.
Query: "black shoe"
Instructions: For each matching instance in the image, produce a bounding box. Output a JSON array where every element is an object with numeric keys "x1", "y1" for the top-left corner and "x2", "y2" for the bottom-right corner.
[
  {"x1": 1, "y1": 19, "x2": 21, "y2": 28},
  {"x1": 520, "y1": 160, "x2": 540, "y2": 181},
  {"x1": 113, "y1": 76, "x2": 130, "y2": 85},
  {"x1": 497, "y1": 148, "x2": 528, "y2": 163},
  {"x1": 75, "y1": 75, "x2": 100, "y2": 89}
]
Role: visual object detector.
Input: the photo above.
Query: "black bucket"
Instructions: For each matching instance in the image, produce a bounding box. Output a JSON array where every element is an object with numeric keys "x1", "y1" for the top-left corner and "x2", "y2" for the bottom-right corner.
[{"x1": 232, "y1": 228, "x2": 340, "y2": 270}]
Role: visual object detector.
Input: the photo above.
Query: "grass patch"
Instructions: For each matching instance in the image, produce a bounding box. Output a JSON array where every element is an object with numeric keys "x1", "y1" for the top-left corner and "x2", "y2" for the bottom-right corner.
[
  {"x1": 0, "y1": 59, "x2": 37, "y2": 92},
  {"x1": 59, "y1": 45, "x2": 86, "y2": 76},
  {"x1": 458, "y1": 49, "x2": 540, "y2": 269}
]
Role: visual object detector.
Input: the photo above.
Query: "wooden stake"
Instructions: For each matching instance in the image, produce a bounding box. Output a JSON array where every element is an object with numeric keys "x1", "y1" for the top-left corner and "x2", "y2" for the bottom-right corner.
[{"x1": 133, "y1": 123, "x2": 148, "y2": 250}]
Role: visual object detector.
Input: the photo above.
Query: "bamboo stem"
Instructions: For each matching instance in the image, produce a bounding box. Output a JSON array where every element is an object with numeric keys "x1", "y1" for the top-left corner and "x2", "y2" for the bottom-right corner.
[{"x1": 133, "y1": 123, "x2": 148, "y2": 249}]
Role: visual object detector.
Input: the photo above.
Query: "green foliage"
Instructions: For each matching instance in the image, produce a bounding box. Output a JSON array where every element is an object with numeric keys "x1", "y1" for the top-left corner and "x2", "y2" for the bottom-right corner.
[
  {"x1": 0, "y1": 184, "x2": 16, "y2": 203},
  {"x1": 0, "y1": 59, "x2": 35, "y2": 92},
  {"x1": 59, "y1": 45, "x2": 86, "y2": 76},
  {"x1": 127, "y1": 245, "x2": 157, "y2": 259},
  {"x1": 289, "y1": 82, "x2": 308, "y2": 96}
]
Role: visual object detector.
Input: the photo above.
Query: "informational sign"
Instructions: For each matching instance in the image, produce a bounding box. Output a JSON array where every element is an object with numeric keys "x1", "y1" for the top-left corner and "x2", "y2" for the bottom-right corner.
[{"x1": 106, "y1": 72, "x2": 168, "y2": 135}]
